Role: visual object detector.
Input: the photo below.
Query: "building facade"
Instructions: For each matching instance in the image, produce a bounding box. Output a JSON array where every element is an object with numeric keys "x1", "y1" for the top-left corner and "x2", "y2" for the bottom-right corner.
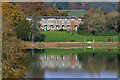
[{"x1": 26, "y1": 16, "x2": 83, "y2": 31}]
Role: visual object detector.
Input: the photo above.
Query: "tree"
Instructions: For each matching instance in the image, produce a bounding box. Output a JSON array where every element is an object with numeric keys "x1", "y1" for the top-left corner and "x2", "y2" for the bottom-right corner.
[
  {"x1": 47, "y1": 6, "x2": 60, "y2": 16},
  {"x1": 70, "y1": 20, "x2": 76, "y2": 35},
  {"x1": 2, "y1": 2, "x2": 24, "y2": 26},
  {"x1": 15, "y1": 14, "x2": 45, "y2": 42},
  {"x1": 18, "y1": 2, "x2": 46, "y2": 16},
  {"x1": 31, "y1": 14, "x2": 40, "y2": 42},
  {"x1": 79, "y1": 8, "x2": 117, "y2": 34},
  {"x1": 53, "y1": 3, "x2": 56, "y2": 8},
  {"x1": 82, "y1": 2, "x2": 85, "y2": 7},
  {"x1": 2, "y1": 16, "x2": 29, "y2": 78},
  {"x1": 15, "y1": 19, "x2": 32, "y2": 41}
]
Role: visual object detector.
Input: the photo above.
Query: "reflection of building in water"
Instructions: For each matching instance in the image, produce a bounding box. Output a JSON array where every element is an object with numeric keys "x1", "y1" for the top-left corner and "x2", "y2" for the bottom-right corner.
[{"x1": 40, "y1": 54, "x2": 82, "y2": 70}]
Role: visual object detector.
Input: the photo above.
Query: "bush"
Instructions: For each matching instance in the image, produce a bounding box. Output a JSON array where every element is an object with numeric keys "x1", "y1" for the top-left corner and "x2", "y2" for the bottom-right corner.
[
  {"x1": 94, "y1": 30, "x2": 118, "y2": 36},
  {"x1": 101, "y1": 30, "x2": 118, "y2": 36},
  {"x1": 15, "y1": 19, "x2": 45, "y2": 42},
  {"x1": 108, "y1": 37, "x2": 113, "y2": 42},
  {"x1": 77, "y1": 30, "x2": 92, "y2": 36},
  {"x1": 15, "y1": 19, "x2": 31, "y2": 41},
  {"x1": 34, "y1": 34, "x2": 45, "y2": 42},
  {"x1": 94, "y1": 31, "x2": 102, "y2": 36},
  {"x1": 59, "y1": 28, "x2": 64, "y2": 31},
  {"x1": 70, "y1": 40, "x2": 75, "y2": 42}
]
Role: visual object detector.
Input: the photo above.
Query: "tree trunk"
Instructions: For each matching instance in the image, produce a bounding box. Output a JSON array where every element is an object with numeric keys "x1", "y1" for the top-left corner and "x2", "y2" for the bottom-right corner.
[
  {"x1": 32, "y1": 34, "x2": 34, "y2": 55},
  {"x1": 32, "y1": 34, "x2": 34, "y2": 43}
]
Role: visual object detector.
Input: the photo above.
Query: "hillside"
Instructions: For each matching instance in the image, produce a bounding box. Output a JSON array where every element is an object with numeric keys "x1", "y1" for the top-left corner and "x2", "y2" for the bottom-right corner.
[
  {"x1": 45, "y1": 2, "x2": 118, "y2": 11},
  {"x1": 58, "y1": 10, "x2": 88, "y2": 17}
]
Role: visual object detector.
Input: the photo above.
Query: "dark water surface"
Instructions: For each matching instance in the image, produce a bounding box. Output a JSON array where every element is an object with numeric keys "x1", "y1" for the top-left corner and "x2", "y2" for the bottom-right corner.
[{"x1": 24, "y1": 49, "x2": 118, "y2": 78}]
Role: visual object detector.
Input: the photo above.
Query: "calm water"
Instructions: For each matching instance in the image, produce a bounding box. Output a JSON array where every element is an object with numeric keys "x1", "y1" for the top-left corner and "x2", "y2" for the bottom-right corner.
[{"x1": 24, "y1": 49, "x2": 118, "y2": 78}]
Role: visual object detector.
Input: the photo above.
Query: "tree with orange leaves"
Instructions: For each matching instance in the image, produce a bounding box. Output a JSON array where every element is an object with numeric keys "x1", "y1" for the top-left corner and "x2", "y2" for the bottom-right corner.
[
  {"x1": 53, "y1": 3, "x2": 57, "y2": 8},
  {"x1": 82, "y1": 3, "x2": 85, "y2": 7},
  {"x1": 2, "y1": 2, "x2": 24, "y2": 26},
  {"x1": 70, "y1": 20, "x2": 76, "y2": 35},
  {"x1": 17, "y1": 2, "x2": 46, "y2": 16}
]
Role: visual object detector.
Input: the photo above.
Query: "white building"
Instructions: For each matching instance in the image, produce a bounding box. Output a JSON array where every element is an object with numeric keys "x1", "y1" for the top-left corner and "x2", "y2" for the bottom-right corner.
[{"x1": 26, "y1": 16, "x2": 83, "y2": 31}]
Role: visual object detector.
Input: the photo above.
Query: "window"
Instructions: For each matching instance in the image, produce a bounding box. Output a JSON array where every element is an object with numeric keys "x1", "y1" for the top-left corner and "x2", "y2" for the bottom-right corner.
[
  {"x1": 44, "y1": 21, "x2": 47, "y2": 23},
  {"x1": 67, "y1": 21, "x2": 70, "y2": 23},
  {"x1": 61, "y1": 20, "x2": 64, "y2": 23}
]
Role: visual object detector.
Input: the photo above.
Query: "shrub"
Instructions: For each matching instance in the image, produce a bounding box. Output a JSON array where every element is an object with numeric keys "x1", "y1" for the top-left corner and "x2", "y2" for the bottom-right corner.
[
  {"x1": 77, "y1": 30, "x2": 92, "y2": 36},
  {"x1": 34, "y1": 34, "x2": 45, "y2": 42},
  {"x1": 59, "y1": 28, "x2": 64, "y2": 31},
  {"x1": 15, "y1": 19, "x2": 31, "y2": 41},
  {"x1": 101, "y1": 30, "x2": 118, "y2": 36},
  {"x1": 16, "y1": 19, "x2": 45, "y2": 42},
  {"x1": 94, "y1": 31, "x2": 102, "y2": 36},
  {"x1": 70, "y1": 40, "x2": 75, "y2": 42},
  {"x1": 108, "y1": 37, "x2": 113, "y2": 42}
]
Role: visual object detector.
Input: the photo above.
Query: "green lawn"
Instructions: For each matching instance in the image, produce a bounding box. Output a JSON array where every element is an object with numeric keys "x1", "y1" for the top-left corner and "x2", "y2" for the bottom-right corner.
[
  {"x1": 67, "y1": 10, "x2": 88, "y2": 17},
  {"x1": 41, "y1": 31, "x2": 118, "y2": 42}
]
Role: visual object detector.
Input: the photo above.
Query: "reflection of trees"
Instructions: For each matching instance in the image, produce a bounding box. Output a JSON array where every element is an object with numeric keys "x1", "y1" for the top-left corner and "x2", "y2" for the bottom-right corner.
[
  {"x1": 108, "y1": 49, "x2": 113, "y2": 53},
  {"x1": 26, "y1": 50, "x2": 45, "y2": 78},
  {"x1": 78, "y1": 52, "x2": 118, "y2": 76}
]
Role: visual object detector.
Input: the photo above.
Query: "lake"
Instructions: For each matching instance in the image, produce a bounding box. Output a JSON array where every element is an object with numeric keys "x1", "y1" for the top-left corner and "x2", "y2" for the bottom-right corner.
[{"x1": 23, "y1": 49, "x2": 118, "y2": 78}]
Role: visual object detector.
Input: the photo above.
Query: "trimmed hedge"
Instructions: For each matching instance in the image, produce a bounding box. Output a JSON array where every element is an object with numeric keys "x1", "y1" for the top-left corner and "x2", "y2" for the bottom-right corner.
[
  {"x1": 59, "y1": 28, "x2": 64, "y2": 31},
  {"x1": 94, "y1": 31, "x2": 102, "y2": 36},
  {"x1": 101, "y1": 30, "x2": 118, "y2": 36},
  {"x1": 77, "y1": 30, "x2": 92, "y2": 36},
  {"x1": 77, "y1": 30, "x2": 118, "y2": 36}
]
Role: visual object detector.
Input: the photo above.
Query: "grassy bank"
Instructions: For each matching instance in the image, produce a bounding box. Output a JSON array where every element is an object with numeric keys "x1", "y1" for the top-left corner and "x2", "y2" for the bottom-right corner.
[
  {"x1": 41, "y1": 31, "x2": 118, "y2": 42},
  {"x1": 25, "y1": 48, "x2": 119, "y2": 55}
]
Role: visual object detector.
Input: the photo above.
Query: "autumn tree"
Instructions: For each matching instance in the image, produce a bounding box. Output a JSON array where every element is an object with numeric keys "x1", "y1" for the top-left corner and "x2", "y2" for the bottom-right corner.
[
  {"x1": 82, "y1": 2, "x2": 85, "y2": 7},
  {"x1": 2, "y1": 2, "x2": 24, "y2": 26},
  {"x1": 70, "y1": 20, "x2": 76, "y2": 35},
  {"x1": 53, "y1": 3, "x2": 57, "y2": 8},
  {"x1": 79, "y1": 8, "x2": 118, "y2": 34},
  {"x1": 47, "y1": 6, "x2": 60, "y2": 16},
  {"x1": 2, "y1": 16, "x2": 29, "y2": 78},
  {"x1": 18, "y1": 2, "x2": 46, "y2": 16},
  {"x1": 105, "y1": 11, "x2": 118, "y2": 31}
]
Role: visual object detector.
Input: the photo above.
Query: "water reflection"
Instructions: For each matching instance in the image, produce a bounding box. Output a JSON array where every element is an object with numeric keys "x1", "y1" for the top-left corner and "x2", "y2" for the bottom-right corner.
[{"x1": 25, "y1": 49, "x2": 118, "y2": 78}]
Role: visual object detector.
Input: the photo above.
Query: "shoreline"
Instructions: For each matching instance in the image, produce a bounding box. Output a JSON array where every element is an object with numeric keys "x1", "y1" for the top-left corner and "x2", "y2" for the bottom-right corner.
[{"x1": 19, "y1": 41, "x2": 120, "y2": 49}]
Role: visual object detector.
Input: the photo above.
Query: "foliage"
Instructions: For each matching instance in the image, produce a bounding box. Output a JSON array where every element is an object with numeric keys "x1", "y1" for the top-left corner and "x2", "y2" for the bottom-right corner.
[
  {"x1": 18, "y1": 2, "x2": 46, "y2": 16},
  {"x1": 15, "y1": 19, "x2": 31, "y2": 41},
  {"x1": 2, "y1": 16, "x2": 29, "y2": 78},
  {"x1": 94, "y1": 31, "x2": 101, "y2": 36},
  {"x1": 2, "y1": 2, "x2": 24, "y2": 26},
  {"x1": 108, "y1": 37, "x2": 114, "y2": 42},
  {"x1": 30, "y1": 14, "x2": 43, "y2": 42},
  {"x1": 47, "y1": 7, "x2": 67, "y2": 16},
  {"x1": 59, "y1": 28, "x2": 64, "y2": 31},
  {"x1": 34, "y1": 33, "x2": 45, "y2": 42},
  {"x1": 17, "y1": 2, "x2": 68, "y2": 16},
  {"x1": 77, "y1": 30, "x2": 92, "y2": 36},
  {"x1": 101, "y1": 30, "x2": 118, "y2": 36},
  {"x1": 78, "y1": 8, "x2": 118, "y2": 35},
  {"x1": 70, "y1": 40, "x2": 75, "y2": 42},
  {"x1": 94, "y1": 30, "x2": 118, "y2": 36},
  {"x1": 70, "y1": 20, "x2": 76, "y2": 30},
  {"x1": 45, "y1": 2, "x2": 117, "y2": 11},
  {"x1": 15, "y1": 15, "x2": 45, "y2": 42}
]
